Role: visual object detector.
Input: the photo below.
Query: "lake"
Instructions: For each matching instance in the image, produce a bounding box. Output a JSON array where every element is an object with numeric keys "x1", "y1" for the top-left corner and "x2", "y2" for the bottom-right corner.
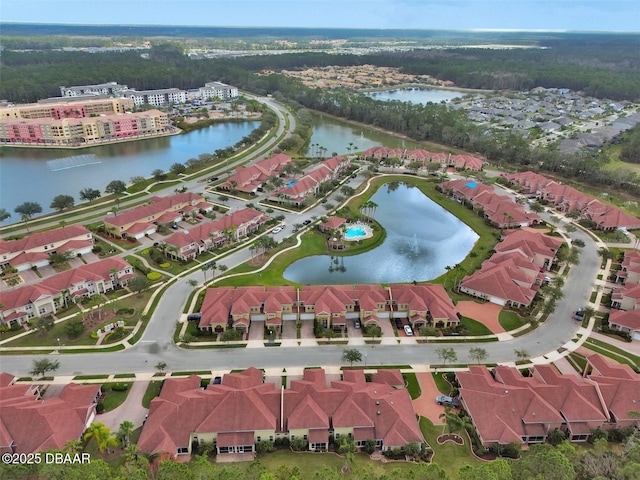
[
  {"x1": 365, "y1": 87, "x2": 468, "y2": 105},
  {"x1": 283, "y1": 183, "x2": 479, "y2": 284},
  {"x1": 0, "y1": 121, "x2": 259, "y2": 215}
]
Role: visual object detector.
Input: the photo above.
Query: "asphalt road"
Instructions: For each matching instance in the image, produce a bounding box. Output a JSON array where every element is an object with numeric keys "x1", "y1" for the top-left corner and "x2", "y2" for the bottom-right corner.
[{"x1": 0, "y1": 173, "x2": 600, "y2": 376}]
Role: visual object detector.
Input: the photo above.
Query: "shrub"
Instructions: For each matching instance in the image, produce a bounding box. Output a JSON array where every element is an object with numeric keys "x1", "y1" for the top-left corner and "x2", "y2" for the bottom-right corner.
[
  {"x1": 141, "y1": 249, "x2": 150, "y2": 256},
  {"x1": 256, "y1": 440, "x2": 276, "y2": 454},
  {"x1": 158, "y1": 263, "x2": 171, "y2": 269},
  {"x1": 290, "y1": 438, "x2": 308, "y2": 451},
  {"x1": 111, "y1": 383, "x2": 129, "y2": 392},
  {"x1": 363, "y1": 439, "x2": 376, "y2": 454},
  {"x1": 92, "y1": 246, "x2": 102, "y2": 253},
  {"x1": 95, "y1": 402, "x2": 105, "y2": 414},
  {"x1": 147, "y1": 272, "x2": 162, "y2": 281},
  {"x1": 116, "y1": 308, "x2": 134, "y2": 315}
]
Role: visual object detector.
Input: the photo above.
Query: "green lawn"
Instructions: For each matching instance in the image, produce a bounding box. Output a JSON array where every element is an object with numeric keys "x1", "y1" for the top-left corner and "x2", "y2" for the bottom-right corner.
[
  {"x1": 459, "y1": 316, "x2": 494, "y2": 336},
  {"x1": 101, "y1": 382, "x2": 132, "y2": 412},
  {"x1": 403, "y1": 373, "x2": 421, "y2": 399},
  {"x1": 432, "y1": 372, "x2": 453, "y2": 395},
  {"x1": 419, "y1": 417, "x2": 483, "y2": 478},
  {"x1": 142, "y1": 380, "x2": 163, "y2": 408},
  {"x1": 584, "y1": 337, "x2": 640, "y2": 369},
  {"x1": 498, "y1": 310, "x2": 527, "y2": 331}
]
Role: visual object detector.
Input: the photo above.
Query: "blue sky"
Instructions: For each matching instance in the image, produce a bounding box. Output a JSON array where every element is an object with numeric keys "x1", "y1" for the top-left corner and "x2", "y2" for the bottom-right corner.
[{"x1": 2, "y1": 0, "x2": 639, "y2": 32}]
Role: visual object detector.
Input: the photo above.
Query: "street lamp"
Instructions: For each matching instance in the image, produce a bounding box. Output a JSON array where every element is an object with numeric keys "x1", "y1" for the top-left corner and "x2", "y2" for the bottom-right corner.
[{"x1": 56, "y1": 338, "x2": 61, "y2": 348}]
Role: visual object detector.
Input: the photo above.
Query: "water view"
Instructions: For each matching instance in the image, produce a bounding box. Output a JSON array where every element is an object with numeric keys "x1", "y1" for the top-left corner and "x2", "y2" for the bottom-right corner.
[
  {"x1": 0, "y1": 121, "x2": 259, "y2": 215},
  {"x1": 365, "y1": 87, "x2": 468, "y2": 105},
  {"x1": 283, "y1": 183, "x2": 479, "y2": 284}
]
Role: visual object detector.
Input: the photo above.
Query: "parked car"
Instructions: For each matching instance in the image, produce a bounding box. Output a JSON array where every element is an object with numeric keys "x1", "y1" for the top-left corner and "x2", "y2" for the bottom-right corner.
[
  {"x1": 395, "y1": 318, "x2": 404, "y2": 329},
  {"x1": 187, "y1": 313, "x2": 202, "y2": 322},
  {"x1": 572, "y1": 308, "x2": 585, "y2": 321},
  {"x1": 171, "y1": 223, "x2": 179, "y2": 230},
  {"x1": 272, "y1": 227, "x2": 282, "y2": 234},
  {"x1": 354, "y1": 319, "x2": 361, "y2": 329},
  {"x1": 404, "y1": 325, "x2": 413, "y2": 336},
  {"x1": 208, "y1": 177, "x2": 219, "y2": 182},
  {"x1": 212, "y1": 376, "x2": 222, "y2": 385},
  {"x1": 292, "y1": 228, "x2": 299, "y2": 233},
  {"x1": 321, "y1": 199, "x2": 328, "y2": 203},
  {"x1": 302, "y1": 219, "x2": 312, "y2": 225},
  {"x1": 196, "y1": 214, "x2": 204, "y2": 220},
  {"x1": 436, "y1": 395, "x2": 460, "y2": 407},
  {"x1": 351, "y1": 173, "x2": 357, "y2": 178}
]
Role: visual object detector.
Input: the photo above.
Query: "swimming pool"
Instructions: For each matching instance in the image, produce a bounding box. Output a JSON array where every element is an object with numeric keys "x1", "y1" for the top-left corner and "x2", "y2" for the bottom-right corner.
[
  {"x1": 285, "y1": 180, "x2": 298, "y2": 188},
  {"x1": 344, "y1": 225, "x2": 368, "y2": 240}
]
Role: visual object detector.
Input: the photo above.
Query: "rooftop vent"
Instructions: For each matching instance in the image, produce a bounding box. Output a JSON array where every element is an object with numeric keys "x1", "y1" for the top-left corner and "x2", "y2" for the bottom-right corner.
[{"x1": 377, "y1": 411, "x2": 381, "y2": 415}]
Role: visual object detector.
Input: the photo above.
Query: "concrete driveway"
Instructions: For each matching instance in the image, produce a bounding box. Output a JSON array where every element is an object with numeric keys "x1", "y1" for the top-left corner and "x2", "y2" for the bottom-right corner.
[
  {"x1": 299, "y1": 320, "x2": 317, "y2": 346},
  {"x1": 456, "y1": 301, "x2": 505, "y2": 334},
  {"x1": 379, "y1": 318, "x2": 398, "y2": 345},
  {"x1": 412, "y1": 373, "x2": 447, "y2": 425},
  {"x1": 98, "y1": 379, "x2": 150, "y2": 431}
]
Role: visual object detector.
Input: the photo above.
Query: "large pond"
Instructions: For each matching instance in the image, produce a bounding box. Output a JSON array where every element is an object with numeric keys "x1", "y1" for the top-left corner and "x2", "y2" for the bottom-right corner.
[
  {"x1": 283, "y1": 183, "x2": 479, "y2": 284},
  {"x1": 0, "y1": 121, "x2": 259, "y2": 215},
  {"x1": 365, "y1": 87, "x2": 468, "y2": 105}
]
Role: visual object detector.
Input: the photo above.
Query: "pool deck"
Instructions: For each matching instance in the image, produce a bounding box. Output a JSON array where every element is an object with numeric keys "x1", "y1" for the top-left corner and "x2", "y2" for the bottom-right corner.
[{"x1": 344, "y1": 223, "x2": 373, "y2": 241}]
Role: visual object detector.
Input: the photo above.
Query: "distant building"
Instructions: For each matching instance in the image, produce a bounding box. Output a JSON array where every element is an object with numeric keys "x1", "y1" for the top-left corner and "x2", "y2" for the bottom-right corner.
[
  {"x1": 122, "y1": 88, "x2": 187, "y2": 107},
  {"x1": 60, "y1": 81, "x2": 129, "y2": 97},
  {"x1": 0, "y1": 98, "x2": 133, "y2": 120},
  {"x1": 199, "y1": 81, "x2": 239, "y2": 101}
]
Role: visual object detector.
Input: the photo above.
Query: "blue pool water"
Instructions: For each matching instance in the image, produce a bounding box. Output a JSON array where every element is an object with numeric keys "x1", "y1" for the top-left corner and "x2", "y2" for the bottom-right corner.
[
  {"x1": 286, "y1": 180, "x2": 298, "y2": 188},
  {"x1": 344, "y1": 226, "x2": 366, "y2": 239}
]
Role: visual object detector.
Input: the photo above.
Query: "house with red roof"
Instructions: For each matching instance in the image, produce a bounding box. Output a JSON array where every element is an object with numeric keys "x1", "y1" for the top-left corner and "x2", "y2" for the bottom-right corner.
[
  {"x1": 162, "y1": 208, "x2": 269, "y2": 261},
  {"x1": 389, "y1": 284, "x2": 459, "y2": 329},
  {"x1": 457, "y1": 361, "x2": 614, "y2": 447},
  {"x1": 449, "y1": 154, "x2": 483, "y2": 171},
  {"x1": 0, "y1": 373, "x2": 101, "y2": 454},
  {"x1": 0, "y1": 257, "x2": 134, "y2": 327},
  {"x1": 459, "y1": 230, "x2": 561, "y2": 307},
  {"x1": 438, "y1": 178, "x2": 493, "y2": 203},
  {"x1": 611, "y1": 284, "x2": 640, "y2": 311},
  {"x1": 607, "y1": 310, "x2": 640, "y2": 341},
  {"x1": 615, "y1": 250, "x2": 640, "y2": 285},
  {"x1": 103, "y1": 192, "x2": 213, "y2": 239},
  {"x1": 219, "y1": 154, "x2": 292, "y2": 194},
  {"x1": 0, "y1": 225, "x2": 93, "y2": 272},
  {"x1": 137, "y1": 367, "x2": 425, "y2": 459},
  {"x1": 319, "y1": 216, "x2": 347, "y2": 233},
  {"x1": 583, "y1": 354, "x2": 640, "y2": 429},
  {"x1": 506, "y1": 171, "x2": 640, "y2": 230}
]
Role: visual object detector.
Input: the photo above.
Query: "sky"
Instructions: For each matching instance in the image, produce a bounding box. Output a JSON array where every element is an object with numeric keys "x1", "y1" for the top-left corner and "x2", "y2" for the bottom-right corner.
[{"x1": 2, "y1": 0, "x2": 639, "y2": 32}]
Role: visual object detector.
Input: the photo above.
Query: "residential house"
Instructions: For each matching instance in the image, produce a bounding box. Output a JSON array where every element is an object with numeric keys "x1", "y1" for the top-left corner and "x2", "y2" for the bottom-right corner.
[
  {"x1": 0, "y1": 373, "x2": 101, "y2": 454},
  {"x1": 615, "y1": 251, "x2": 640, "y2": 285},
  {"x1": 0, "y1": 225, "x2": 93, "y2": 272},
  {"x1": 219, "y1": 154, "x2": 292, "y2": 194},
  {"x1": 137, "y1": 367, "x2": 425, "y2": 459},
  {"x1": 457, "y1": 361, "x2": 613, "y2": 448},
  {"x1": 103, "y1": 192, "x2": 213, "y2": 239},
  {"x1": 611, "y1": 284, "x2": 640, "y2": 311},
  {"x1": 319, "y1": 216, "x2": 347, "y2": 233},
  {"x1": 497, "y1": 229, "x2": 563, "y2": 269},
  {"x1": 0, "y1": 257, "x2": 134, "y2": 327},
  {"x1": 163, "y1": 208, "x2": 269, "y2": 261},
  {"x1": 607, "y1": 310, "x2": 640, "y2": 341},
  {"x1": 389, "y1": 284, "x2": 459, "y2": 329}
]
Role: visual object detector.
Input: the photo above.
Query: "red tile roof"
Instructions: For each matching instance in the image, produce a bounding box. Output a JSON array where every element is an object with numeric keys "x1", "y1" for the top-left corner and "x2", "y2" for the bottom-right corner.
[
  {"x1": 104, "y1": 192, "x2": 204, "y2": 228},
  {"x1": 608, "y1": 310, "x2": 640, "y2": 331}
]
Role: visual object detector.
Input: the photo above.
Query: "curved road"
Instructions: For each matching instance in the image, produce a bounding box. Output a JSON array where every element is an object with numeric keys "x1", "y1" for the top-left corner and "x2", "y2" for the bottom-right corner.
[{"x1": 0, "y1": 181, "x2": 599, "y2": 376}]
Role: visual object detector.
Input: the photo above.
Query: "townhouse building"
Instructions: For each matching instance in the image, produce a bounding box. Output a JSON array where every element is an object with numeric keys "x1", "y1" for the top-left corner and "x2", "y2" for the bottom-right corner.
[
  {"x1": 0, "y1": 257, "x2": 134, "y2": 327},
  {"x1": 0, "y1": 225, "x2": 93, "y2": 272},
  {"x1": 459, "y1": 229, "x2": 562, "y2": 307},
  {"x1": 607, "y1": 310, "x2": 640, "y2": 341},
  {"x1": 506, "y1": 171, "x2": 640, "y2": 230},
  {"x1": 197, "y1": 284, "x2": 458, "y2": 333},
  {"x1": 162, "y1": 208, "x2": 269, "y2": 262},
  {"x1": 360, "y1": 147, "x2": 483, "y2": 171},
  {"x1": 199, "y1": 81, "x2": 239, "y2": 101},
  {"x1": 269, "y1": 156, "x2": 351, "y2": 206},
  {"x1": 138, "y1": 367, "x2": 424, "y2": 458},
  {"x1": 458, "y1": 355, "x2": 640, "y2": 450},
  {"x1": 103, "y1": 192, "x2": 213, "y2": 239},
  {"x1": 220, "y1": 154, "x2": 292, "y2": 194},
  {"x1": 0, "y1": 98, "x2": 132, "y2": 120},
  {"x1": 615, "y1": 250, "x2": 640, "y2": 285},
  {"x1": 0, "y1": 373, "x2": 101, "y2": 454}
]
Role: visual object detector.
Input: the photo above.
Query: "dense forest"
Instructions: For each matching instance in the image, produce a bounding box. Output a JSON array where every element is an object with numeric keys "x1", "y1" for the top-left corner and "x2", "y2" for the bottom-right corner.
[{"x1": 2, "y1": 41, "x2": 639, "y2": 195}]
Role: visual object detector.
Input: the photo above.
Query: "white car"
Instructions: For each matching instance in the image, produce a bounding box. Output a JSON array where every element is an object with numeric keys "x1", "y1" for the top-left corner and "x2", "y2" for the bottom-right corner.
[
  {"x1": 404, "y1": 325, "x2": 413, "y2": 336},
  {"x1": 272, "y1": 227, "x2": 282, "y2": 234}
]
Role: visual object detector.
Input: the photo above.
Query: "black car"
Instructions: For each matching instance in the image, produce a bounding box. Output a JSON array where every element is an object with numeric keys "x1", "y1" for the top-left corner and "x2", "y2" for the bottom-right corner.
[
  {"x1": 212, "y1": 376, "x2": 222, "y2": 385},
  {"x1": 395, "y1": 318, "x2": 404, "y2": 329},
  {"x1": 187, "y1": 313, "x2": 202, "y2": 322},
  {"x1": 321, "y1": 199, "x2": 328, "y2": 203},
  {"x1": 302, "y1": 219, "x2": 312, "y2": 225},
  {"x1": 351, "y1": 173, "x2": 357, "y2": 178},
  {"x1": 208, "y1": 177, "x2": 219, "y2": 182}
]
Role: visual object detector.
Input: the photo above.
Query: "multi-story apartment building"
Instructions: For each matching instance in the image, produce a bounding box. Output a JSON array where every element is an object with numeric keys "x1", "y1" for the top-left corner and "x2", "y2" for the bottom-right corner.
[
  {"x1": 0, "y1": 109, "x2": 171, "y2": 147},
  {"x1": 0, "y1": 98, "x2": 133, "y2": 120},
  {"x1": 60, "y1": 82, "x2": 129, "y2": 97},
  {"x1": 122, "y1": 88, "x2": 187, "y2": 107},
  {"x1": 198, "y1": 81, "x2": 239, "y2": 101}
]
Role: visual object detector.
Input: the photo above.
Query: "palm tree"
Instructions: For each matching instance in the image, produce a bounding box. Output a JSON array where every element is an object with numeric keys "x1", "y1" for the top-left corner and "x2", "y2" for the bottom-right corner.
[
  {"x1": 117, "y1": 420, "x2": 135, "y2": 448},
  {"x1": 84, "y1": 422, "x2": 118, "y2": 454},
  {"x1": 514, "y1": 349, "x2": 529, "y2": 363}
]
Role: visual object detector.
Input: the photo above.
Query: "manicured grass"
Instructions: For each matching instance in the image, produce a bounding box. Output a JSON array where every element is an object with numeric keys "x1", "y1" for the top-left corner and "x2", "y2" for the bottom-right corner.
[
  {"x1": 403, "y1": 373, "x2": 421, "y2": 399},
  {"x1": 113, "y1": 373, "x2": 135, "y2": 378},
  {"x1": 419, "y1": 417, "x2": 482, "y2": 478},
  {"x1": 567, "y1": 353, "x2": 587, "y2": 373},
  {"x1": 101, "y1": 382, "x2": 132, "y2": 412},
  {"x1": 142, "y1": 380, "x2": 163, "y2": 408},
  {"x1": 498, "y1": 310, "x2": 527, "y2": 331},
  {"x1": 584, "y1": 337, "x2": 640, "y2": 369},
  {"x1": 459, "y1": 316, "x2": 493, "y2": 336},
  {"x1": 73, "y1": 374, "x2": 109, "y2": 380},
  {"x1": 432, "y1": 372, "x2": 453, "y2": 395},
  {"x1": 171, "y1": 370, "x2": 212, "y2": 376}
]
